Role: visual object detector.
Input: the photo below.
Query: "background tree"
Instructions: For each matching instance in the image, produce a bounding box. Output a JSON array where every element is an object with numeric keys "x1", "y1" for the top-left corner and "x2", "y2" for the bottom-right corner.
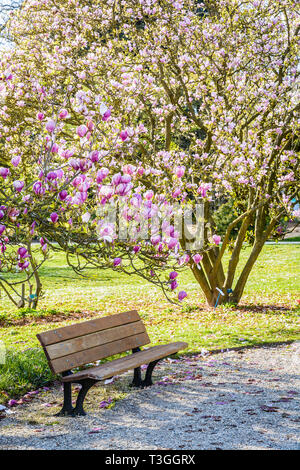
[{"x1": 0, "y1": 0, "x2": 299, "y2": 307}]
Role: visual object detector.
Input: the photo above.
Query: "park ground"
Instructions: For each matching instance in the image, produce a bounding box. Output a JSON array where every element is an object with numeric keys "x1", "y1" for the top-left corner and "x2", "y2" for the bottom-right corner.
[
  {"x1": 0, "y1": 244, "x2": 299, "y2": 449},
  {"x1": 0, "y1": 244, "x2": 299, "y2": 408},
  {"x1": 0, "y1": 342, "x2": 299, "y2": 450}
]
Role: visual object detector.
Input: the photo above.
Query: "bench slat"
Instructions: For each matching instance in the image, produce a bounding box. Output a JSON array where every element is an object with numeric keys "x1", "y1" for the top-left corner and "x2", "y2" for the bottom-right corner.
[
  {"x1": 46, "y1": 321, "x2": 146, "y2": 360},
  {"x1": 49, "y1": 331, "x2": 151, "y2": 374},
  {"x1": 62, "y1": 342, "x2": 188, "y2": 382},
  {"x1": 37, "y1": 310, "x2": 140, "y2": 346}
]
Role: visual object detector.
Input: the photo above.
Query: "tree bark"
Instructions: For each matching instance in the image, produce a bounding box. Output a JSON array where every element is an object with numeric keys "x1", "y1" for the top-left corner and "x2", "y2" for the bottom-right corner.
[
  {"x1": 231, "y1": 218, "x2": 278, "y2": 304},
  {"x1": 231, "y1": 240, "x2": 264, "y2": 304},
  {"x1": 189, "y1": 262, "x2": 214, "y2": 306},
  {"x1": 224, "y1": 215, "x2": 251, "y2": 292}
]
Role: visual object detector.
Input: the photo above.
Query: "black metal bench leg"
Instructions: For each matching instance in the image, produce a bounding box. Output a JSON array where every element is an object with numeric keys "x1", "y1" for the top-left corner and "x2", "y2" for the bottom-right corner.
[
  {"x1": 73, "y1": 379, "x2": 96, "y2": 416},
  {"x1": 130, "y1": 347, "x2": 142, "y2": 387},
  {"x1": 55, "y1": 381, "x2": 74, "y2": 416},
  {"x1": 142, "y1": 359, "x2": 160, "y2": 387},
  {"x1": 131, "y1": 366, "x2": 142, "y2": 387}
]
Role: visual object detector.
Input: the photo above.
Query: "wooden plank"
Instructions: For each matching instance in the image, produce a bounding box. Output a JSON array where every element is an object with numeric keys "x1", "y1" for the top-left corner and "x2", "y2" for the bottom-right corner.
[
  {"x1": 46, "y1": 321, "x2": 146, "y2": 360},
  {"x1": 62, "y1": 342, "x2": 188, "y2": 382},
  {"x1": 50, "y1": 332, "x2": 151, "y2": 374},
  {"x1": 37, "y1": 310, "x2": 140, "y2": 346}
]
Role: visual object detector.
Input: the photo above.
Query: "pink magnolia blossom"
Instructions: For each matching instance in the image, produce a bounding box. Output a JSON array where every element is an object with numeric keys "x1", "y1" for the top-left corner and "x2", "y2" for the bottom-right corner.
[
  {"x1": 292, "y1": 209, "x2": 300, "y2": 219},
  {"x1": 40, "y1": 237, "x2": 47, "y2": 247},
  {"x1": 122, "y1": 164, "x2": 135, "y2": 175},
  {"x1": 175, "y1": 166, "x2": 185, "y2": 178},
  {"x1": 45, "y1": 119, "x2": 56, "y2": 133},
  {"x1": 178, "y1": 291, "x2": 187, "y2": 301},
  {"x1": 62, "y1": 149, "x2": 75, "y2": 159},
  {"x1": 18, "y1": 260, "x2": 29, "y2": 270},
  {"x1": 102, "y1": 109, "x2": 111, "y2": 121},
  {"x1": 172, "y1": 188, "x2": 181, "y2": 198},
  {"x1": 121, "y1": 174, "x2": 132, "y2": 184},
  {"x1": 151, "y1": 235, "x2": 161, "y2": 246},
  {"x1": 17, "y1": 247, "x2": 28, "y2": 258},
  {"x1": 120, "y1": 130, "x2": 128, "y2": 141},
  {"x1": 87, "y1": 120, "x2": 94, "y2": 131},
  {"x1": 7, "y1": 208, "x2": 19, "y2": 220},
  {"x1": 169, "y1": 271, "x2": 178, "y2": 280},
  {"x1": 47, "y1": 171, "x2": 57, "y2": 180},
  {"x1": 58, "y1": 190, "x2": 68, "y2": 201},
  {"x1": 131, "y1": 194, "x2": 142, "y2": 208},
  {"x1": 111, "y1": 173, "x2": 122, "y2": 185},
  {"x1": 99, "y1": 185, "x2": 114, "y2": 199},
  {"x1": 193, "y1": 254, "x2": 203, "y2": 264},
  {"x1": 145, "y1": 190, "x2": 154, "y2": 200},
  {"x1": 212, "y1": 235, "x2": 221, "y2": 246},
  {"x1": 0, "y1": 168, "x2": 10, "y2": 179},
  {"x1": 89, "y1": 150, "x2": 99, "y2": 163},
  {"x1": 33, "y1": 181, "x2": 45, "y2": 195},
  {"x1": 59, "y1": 108, "x2": 69, "y2": 119},
  {"x1": 96, "y1": 168, "x2": 109, "y2": 183},
  {"x1": 8, "y1": 400, "x2": 18, "y2": 407},
  {"x1": 11, "y1": 155, "x2": 21, "y2": 167},
  {"x1": 30, "y1": 221, "x2": 37, "y2": 236},
  {"x1": 167, "y1": 237, "x2": 178, "y2": 250},
  {"x1": 178, "y1": 254, "x2": 189, "y2": 266},
  {"x1": 13, "y1": 180, "x2": 25, "y2": 192},
  {"x1": 69, "y1": 158, "x2": 80, "y2": 171},
  {"x1": 197, "y1": 182, "x2": 212, "y2": 198},
  {"x1": 98, "y1": 223, "x2": 116, "y2": 242},
  {"x1": 115, "y1": 183, "x2": 132, "y2": 196},
  {"x1": 77, "y1": 125, "x2": 88, "y2": 138},
  {"x1": 51, "y1": 143, "x2": 59, "y2": 153},
  {"x1": 50, "y1": 212, "x2": 59, "y2": 224}
]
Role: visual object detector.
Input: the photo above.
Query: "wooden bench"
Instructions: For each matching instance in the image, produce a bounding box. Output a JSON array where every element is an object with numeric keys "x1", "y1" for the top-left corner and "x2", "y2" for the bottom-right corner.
[{"x1": 37, "y1": 310, "x2": 188, "y2": 416}]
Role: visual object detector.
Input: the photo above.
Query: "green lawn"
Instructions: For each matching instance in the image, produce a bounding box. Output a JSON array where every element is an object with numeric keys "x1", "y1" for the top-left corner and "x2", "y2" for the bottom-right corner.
[
  {"x1": 0, "y1": 244, "x2": 299, "y2": 403},
  {"x1": 1, "y1": 244, "x2": 299, "y2": 352}
]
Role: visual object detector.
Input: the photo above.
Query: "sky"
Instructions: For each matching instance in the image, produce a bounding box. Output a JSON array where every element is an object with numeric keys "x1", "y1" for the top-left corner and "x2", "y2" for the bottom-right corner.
[{"x1": 0, "y1": 0, "x2": 22, "y2": 48}]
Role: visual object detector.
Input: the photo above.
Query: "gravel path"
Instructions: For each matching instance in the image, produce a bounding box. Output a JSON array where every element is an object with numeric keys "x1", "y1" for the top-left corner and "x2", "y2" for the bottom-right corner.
[{"x1": 0, "y1": 342, "x2": 299, "y2": 450}]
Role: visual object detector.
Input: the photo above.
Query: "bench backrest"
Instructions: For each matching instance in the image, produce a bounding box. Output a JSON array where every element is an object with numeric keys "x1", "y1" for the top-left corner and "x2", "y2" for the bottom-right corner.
[{"x1": 37, "y1": 310, "x2": 150, "y2": 374}]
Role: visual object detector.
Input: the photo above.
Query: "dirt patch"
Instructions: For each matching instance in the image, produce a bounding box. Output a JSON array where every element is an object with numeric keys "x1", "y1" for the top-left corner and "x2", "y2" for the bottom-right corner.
[{"x1": 0, "y1": 310, "x2": 99, "y2": 327}]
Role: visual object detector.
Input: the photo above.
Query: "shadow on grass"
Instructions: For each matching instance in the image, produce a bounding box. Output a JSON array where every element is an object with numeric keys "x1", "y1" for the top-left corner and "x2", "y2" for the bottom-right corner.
[{"x1": 233, "y1": 304, "x2": 296, "y2": 314}]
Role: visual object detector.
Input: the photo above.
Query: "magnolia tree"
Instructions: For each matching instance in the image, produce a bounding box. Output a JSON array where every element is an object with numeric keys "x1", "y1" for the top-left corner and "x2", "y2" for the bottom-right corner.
[
  {"x1": 0, "y1": 0, "x2": 299, "y2": 308},
  {"x1": 0, "y1": 83, "x2": 198, "y2": 306}
]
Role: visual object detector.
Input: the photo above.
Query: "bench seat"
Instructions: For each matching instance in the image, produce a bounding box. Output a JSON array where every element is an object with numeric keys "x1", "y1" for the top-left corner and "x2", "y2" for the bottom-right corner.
[{"x1": 62, "y1": 342, "x2": 188, "y2": 382}]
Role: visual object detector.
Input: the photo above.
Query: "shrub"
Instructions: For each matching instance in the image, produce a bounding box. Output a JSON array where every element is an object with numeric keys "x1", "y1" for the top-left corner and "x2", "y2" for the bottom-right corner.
[{"x1": 0, "y1": 347, "x2": 55, "y2": 403}]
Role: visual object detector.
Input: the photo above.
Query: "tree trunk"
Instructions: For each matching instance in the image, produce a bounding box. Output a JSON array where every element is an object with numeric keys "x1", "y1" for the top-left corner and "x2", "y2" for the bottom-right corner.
[
  {"x1": 231, "y1": 241, "x2": 264, "y2": 304},
  {"x1": 189, "y1": 262, "x2": 214, "y2": 306}
]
